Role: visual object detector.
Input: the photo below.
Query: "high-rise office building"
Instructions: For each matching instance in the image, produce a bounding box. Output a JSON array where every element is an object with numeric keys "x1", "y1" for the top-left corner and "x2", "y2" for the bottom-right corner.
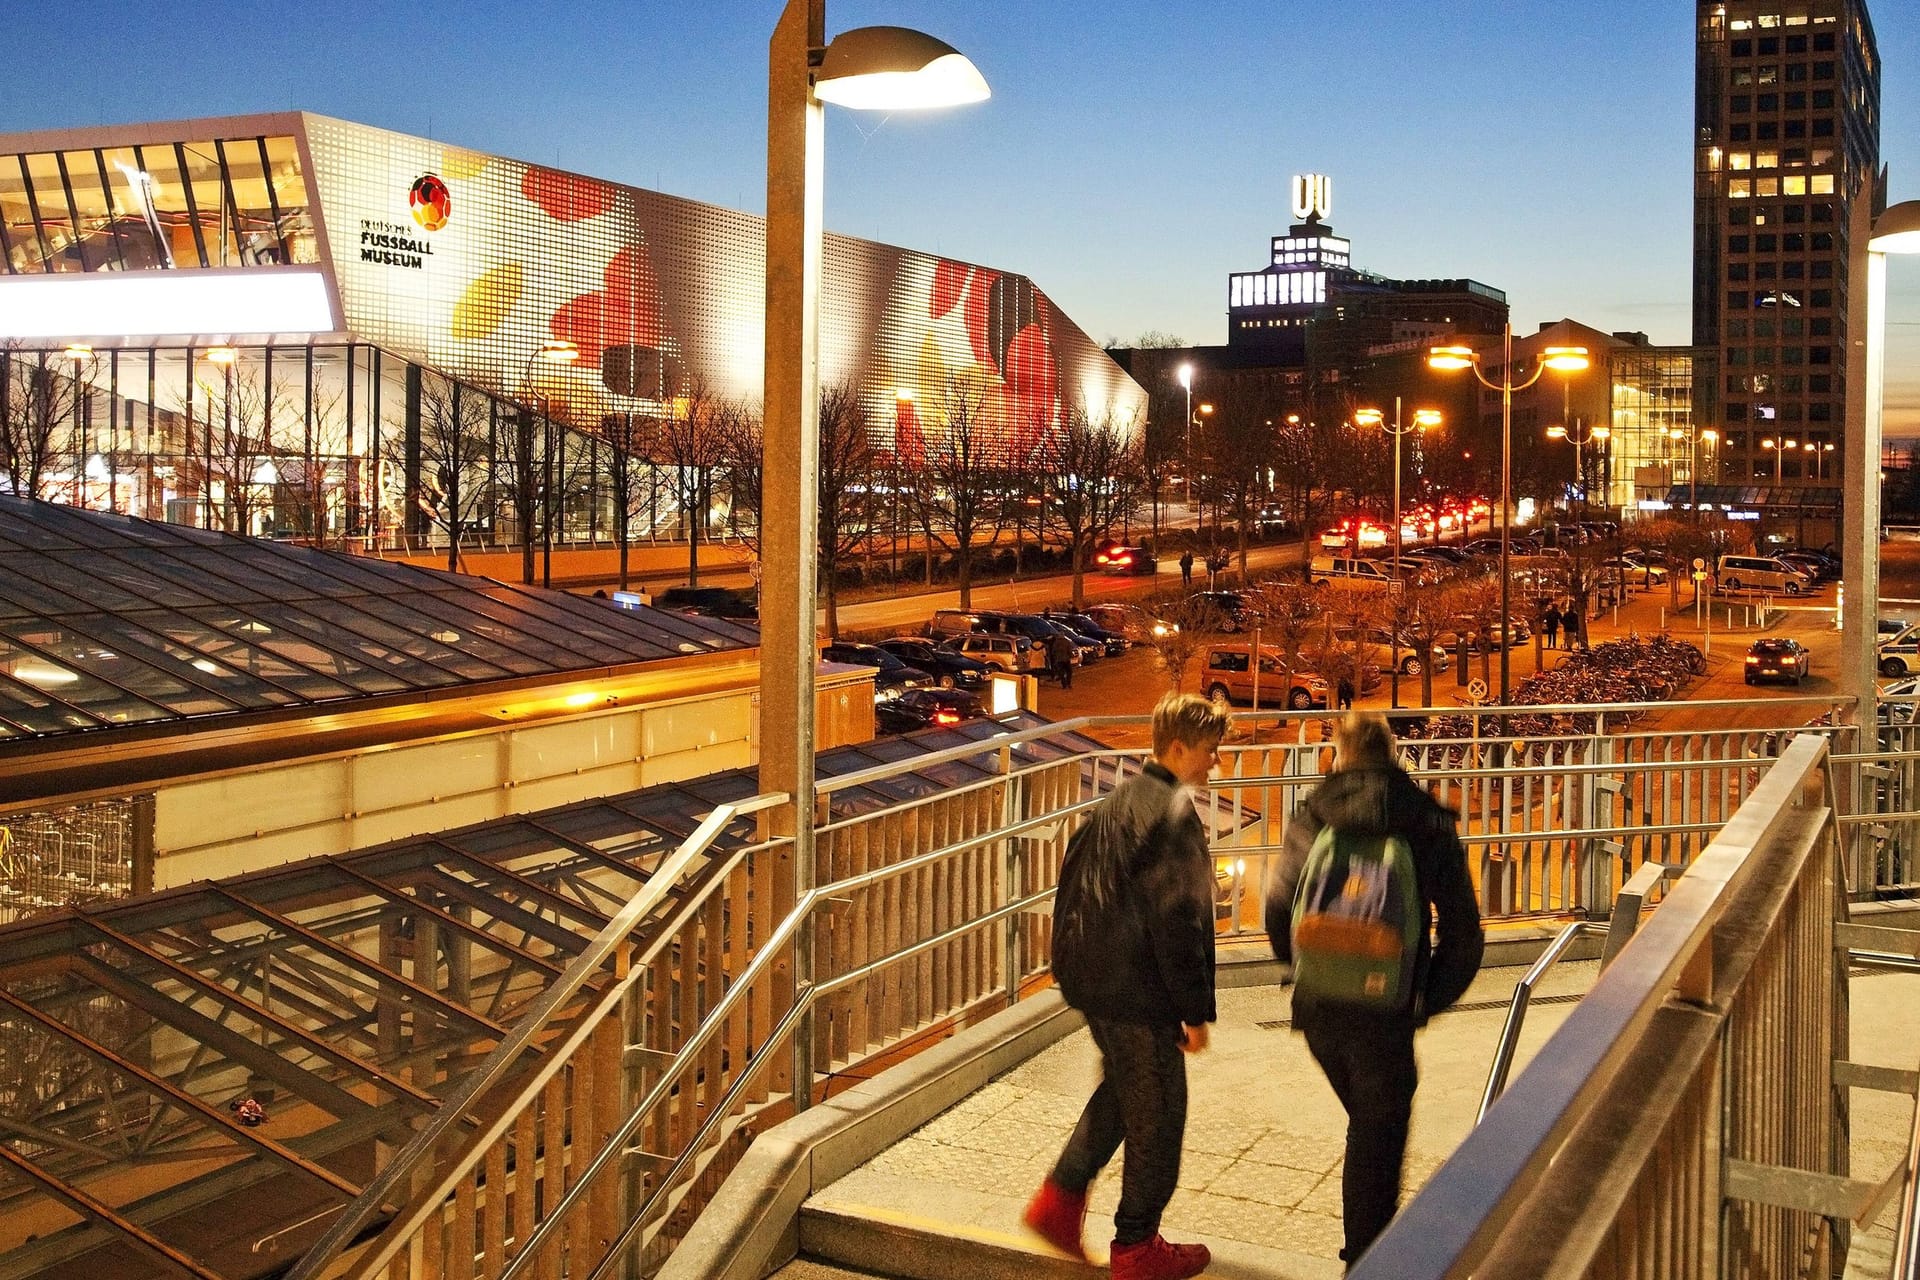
[{"x1": 1693, "y1": 1, "x2": 1880, "y2": 511}]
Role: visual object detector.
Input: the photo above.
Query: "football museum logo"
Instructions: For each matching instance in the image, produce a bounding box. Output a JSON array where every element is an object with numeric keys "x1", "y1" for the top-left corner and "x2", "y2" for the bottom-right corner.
[{"x1": 357, "y1": 174, "x2": 450, "y2": 271}]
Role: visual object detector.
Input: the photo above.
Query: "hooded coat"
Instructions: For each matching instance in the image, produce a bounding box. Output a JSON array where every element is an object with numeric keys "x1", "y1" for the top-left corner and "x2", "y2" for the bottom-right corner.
[
  {"x1": 1051, "y1": 761, "x2": 1217, "y2": 1028},
  {"x1": 1264, "y1": 764, "x2": 1483, "y2": 1030}
]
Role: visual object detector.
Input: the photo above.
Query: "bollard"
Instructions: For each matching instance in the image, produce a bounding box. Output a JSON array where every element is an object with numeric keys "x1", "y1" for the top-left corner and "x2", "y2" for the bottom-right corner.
[{"x1": 1660, "y1": 606, "x2": 1666, "y2": 630}]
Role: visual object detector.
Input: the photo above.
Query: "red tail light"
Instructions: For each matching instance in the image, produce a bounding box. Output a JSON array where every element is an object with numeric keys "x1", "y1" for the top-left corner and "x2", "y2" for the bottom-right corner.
[{"x1": 1114, "y1": 554, "x2": 1132, "y2": 566}]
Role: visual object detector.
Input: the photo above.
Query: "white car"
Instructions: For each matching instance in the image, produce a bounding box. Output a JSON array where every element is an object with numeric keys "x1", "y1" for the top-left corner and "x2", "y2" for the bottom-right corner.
[{"x1": 1603, "y1": 555, "x2": 1669, "y2": 586}]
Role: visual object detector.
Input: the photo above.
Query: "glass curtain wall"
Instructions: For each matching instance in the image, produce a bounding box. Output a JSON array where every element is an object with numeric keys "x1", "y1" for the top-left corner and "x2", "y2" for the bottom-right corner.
[
  {"x1": 1611, "y1": 347, "x2": 1710, "y2": 511},
  {"x1": 0, "y1": 343, "x2": 693, "y2": 556}
]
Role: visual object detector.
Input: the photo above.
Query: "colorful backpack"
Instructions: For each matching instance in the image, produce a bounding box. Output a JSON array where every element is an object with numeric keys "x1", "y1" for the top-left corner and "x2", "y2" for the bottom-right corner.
[{"x1": 1290, "y1": 825, "x2": 1422, "y2": 1010}]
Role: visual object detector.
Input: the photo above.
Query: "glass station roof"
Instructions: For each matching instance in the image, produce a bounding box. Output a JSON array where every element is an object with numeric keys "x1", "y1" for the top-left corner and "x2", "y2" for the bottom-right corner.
[
  {"x1": 0, "y1": 497, "x2": 757, "y2": 743},
  {"x1": 0, "y1": 712, "x2": 1104, "y2": 1279}
]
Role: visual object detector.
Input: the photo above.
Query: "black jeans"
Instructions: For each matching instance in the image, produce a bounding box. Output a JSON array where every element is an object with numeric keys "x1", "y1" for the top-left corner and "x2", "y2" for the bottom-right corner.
[
  {"x1": 1050, "y1": 1017, "x2": 1187, "y2": 1245},
  {"x1": 1303, "y1": 1020, "x2": 1418, "y2": 1269}
]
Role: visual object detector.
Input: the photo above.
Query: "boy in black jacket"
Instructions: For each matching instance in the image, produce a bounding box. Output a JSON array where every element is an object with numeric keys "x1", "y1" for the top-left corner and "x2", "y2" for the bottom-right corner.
[
  {"x1": 1024, "y1": 692, "x2": 1226, "y2": 1280},
  {"x1": 1264, "y1": 712, "x2": 1484, "y2": 1271}
]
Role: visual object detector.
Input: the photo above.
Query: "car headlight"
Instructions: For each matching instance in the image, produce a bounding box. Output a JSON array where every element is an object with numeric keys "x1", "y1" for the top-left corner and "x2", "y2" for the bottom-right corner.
[{"x1": 876, "y1": 685, "x2": 903, "y2": 701}]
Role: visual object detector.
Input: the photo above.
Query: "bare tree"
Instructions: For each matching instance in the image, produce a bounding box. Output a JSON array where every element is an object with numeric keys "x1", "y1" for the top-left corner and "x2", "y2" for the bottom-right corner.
[
  {"x1": 655, "y1": 379, "x2": 727, "y2": 586},
  {"x1": 187, "y1": 360, "x2": 299, "y2": 535},
  {"x1": 910, "y1": 374, "x2": 1008, "y2": 609},
  {"x1": 0, "y1": 344, "x2": 89, "y2": 501},
  {"x1": 283, "y1": 378, "x2": 350, "y2": 547},
  {"x1": 1273, "y1": 409, "x2": 1362, "y2": 581},
  {"x1": 600, "y1": 409, "x2": 654, "y2": 591},
  {"x1": 1037, "y1": 401, "x2": 1146, "y2": 609},
  {"x1": 1143, "y1": 593, "x2": 1223, "y2": 692},
  {"x1": 387, "y1": 372, "x2": 493, "y2": 572}
]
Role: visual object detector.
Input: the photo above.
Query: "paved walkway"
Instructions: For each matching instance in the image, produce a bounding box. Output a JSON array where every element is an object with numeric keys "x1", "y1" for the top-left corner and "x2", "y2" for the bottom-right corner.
[{"x1": 781, "y1": 955, "x2": 1917, "y2": 1279}]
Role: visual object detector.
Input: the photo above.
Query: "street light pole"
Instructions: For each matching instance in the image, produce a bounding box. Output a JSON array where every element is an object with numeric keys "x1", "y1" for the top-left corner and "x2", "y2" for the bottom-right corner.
[
  {"x1": 518, "y1": 340, "x2": 579, "y2": 588},
  {"x1": 1178, "y1": 362, "x2": 1193, "y2": 514},
  {"x1": 1358, "y1": 400, "x2": 1440, "y2": 709},
  {"x1": 762, "y1": 0, "x2": 986, "y2": 1109},
  {"x1": 1431, "y1": 327, "x2": 1589, "y2": 709}
]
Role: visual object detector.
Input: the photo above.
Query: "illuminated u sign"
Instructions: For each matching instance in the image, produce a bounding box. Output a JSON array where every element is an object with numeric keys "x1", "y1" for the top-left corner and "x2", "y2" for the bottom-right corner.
[{"x1": 1291, "y1": 174, "x2": 1332, "y2": 221}]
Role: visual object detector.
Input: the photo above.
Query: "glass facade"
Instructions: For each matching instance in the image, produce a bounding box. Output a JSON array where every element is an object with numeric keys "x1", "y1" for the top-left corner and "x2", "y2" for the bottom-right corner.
[
  {"x1": 0, "y1": 112, "x2": 1146, "y2": 552},
  {"x1": 1610, "y1": 347, "x2": 1712, "y2": 511},
  {"x1": 1, "y1": 134, "x2": 316, "y2": 274},
  {"x1": 1692, "y1": 0, "x2": 1878, "y2": 496}
]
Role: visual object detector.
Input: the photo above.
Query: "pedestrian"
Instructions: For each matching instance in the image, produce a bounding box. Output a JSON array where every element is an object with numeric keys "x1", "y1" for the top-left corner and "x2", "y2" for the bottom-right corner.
[
  {"x1": 1336, "y1": 673, "x2": 1355, "y2": 711},
  {"x1": 1563, "y1": 603, "x2": 1583, "y2": 651},
  {"x1": 1541, "y1": 603, "x2": 1561, "y2": 650},
  {"x1": 1207, "y1": 549, "x2": 1229, "y2": 584},
  {"x1": 1264, "y1": 713, "x2": 1484, "y2": 1272},
  {"x1": 1025, "y1": 693, "x2": 1225, "y2": 1280},
  {"x1": 1179, "y1": 548, "x2": 1194, "y2": 588},
  {"x1": 1049, "y1": 631, "x2": 1075, "y2": 690}
]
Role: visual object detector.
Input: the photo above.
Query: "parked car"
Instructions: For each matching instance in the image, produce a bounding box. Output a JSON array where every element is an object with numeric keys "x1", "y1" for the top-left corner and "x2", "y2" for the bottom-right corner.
[
  {"x1": 1255, "y1": 506, "x2": 1298, "y2": 537},
  {"x1": 944, "y1": 632, "x2": 1041, "y2": 673},
  {"x1": 1878, "y1": 622, "x2": 1920, "y2": 678},
  {"x1": 978, "y1": 611, "x2": 1101, "y2": 665},
  {"x1": 1446, "y1": 614, "x2": 1532, "y2": 652},
  {"x1": 1084, "y1": 602, "x2": 1176, "y2": 641},
  {"x1": 1187, "y1": 590, "x2": 1253, "y2": 631},
  {"x1": 1094, "y1": 543, "x2": 1158, "y2": 575},
  {"x1": 1716, "y1": 554, "x2": 1813, "y2": 596},
  {"x1": 1333, "y1": 626, "x2": 1452, "y2": 678},
  {"x1": 821, "y1": 642, "x2": 934, "y2": 700},
  {"x1": 1745, "y1": 637, "x2": 1812, "y2": 686},
  {"x1": 1603, "y1": 555, "x2": 1670, "y2": 586},
  {"x1": 1774, "y1": 550, "x2": 1832, "y2": 582},
  {"x1": 1309, "y1": 555, "x2": 1402, "y2": 589},
  {"x1": 1199, "y1": 642, "x2": 1330, "y2": 710},
  {"x1": 1403, "y1": 545, "x2": 1468, "y2": 567},
  {"x1": 927, "y1": 608, "x2": 986, "y2": 641},
  {"x1": 656, "y1": 585, "x2": 758, "y2": 620},
  {"x1": 876, "y1": 637, "x2": 991, "y2": 689},
  {"x1": 875, "y1": 686, "x2": 987, "y2": 734},
  {"x1": 1039, "y1": 609, "x2": 1130, "y2": 656}
]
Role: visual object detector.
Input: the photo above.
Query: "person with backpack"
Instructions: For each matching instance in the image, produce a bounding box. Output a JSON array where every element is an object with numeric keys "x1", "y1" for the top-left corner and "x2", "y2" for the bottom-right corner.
[
  {"x1": 1263, "y1": 712, "x2": 1484, "y2": 1272},
  {"x1": 1025, "y1": 692, "x2": 1226, "y2": 1280}
]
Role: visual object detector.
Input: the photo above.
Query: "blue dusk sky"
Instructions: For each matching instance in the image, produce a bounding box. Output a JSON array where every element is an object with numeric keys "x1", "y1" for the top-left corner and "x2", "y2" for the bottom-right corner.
[{"x1": 4, "y1": 0, "x2": 1919, "y2": 431}]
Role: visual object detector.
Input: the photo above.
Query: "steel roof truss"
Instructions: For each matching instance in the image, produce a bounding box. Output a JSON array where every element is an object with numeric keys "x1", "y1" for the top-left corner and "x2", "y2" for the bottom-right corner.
[
  {"x1": 329, "y1": 863, "x2": 566, "y2": 978},
  {"x1": 0, "y1": 1141, "x2": 231, "y2": 1280}
]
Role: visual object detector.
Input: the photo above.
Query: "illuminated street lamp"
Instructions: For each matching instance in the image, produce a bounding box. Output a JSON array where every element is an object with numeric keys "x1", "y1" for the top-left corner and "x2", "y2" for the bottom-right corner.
[
  {"x1": 1808, "y1": 439, "x2": 1836, "y2": 481},
  {"x1": 1177, "y1": 361, "x2": 1194, "y2": 509},
  {"x1": 521, "y1": 337, "x2": 580, "y2": 587},
  {"x1": 63, "y1": 344, "x2": 92, "y2": 509},
  {"x1": 1841, "y1": 196, "x2": 1920, "y2": 724},
  {"x1": 1430, "y1": 328, "x2": 1588, "y2": 708},
  {"x1": 1544, "y1": 421, "x2": 1609, "y2": 519},
  {"x1": 1759, "y1": 434, "x2": 1798, "y2": 482},
  {"x1": 760, "y1": 0, "x2": 986, "y2": 1105},
  {"x1": 202, "y1": 345, "x2": 239, "y2": 532},
  {"x1": 1357, "y1": 400, "x2": 1440, "y2": 707},
  {"x1": 1194, "y1": 401, "x2": 1214, "y2": 530}
]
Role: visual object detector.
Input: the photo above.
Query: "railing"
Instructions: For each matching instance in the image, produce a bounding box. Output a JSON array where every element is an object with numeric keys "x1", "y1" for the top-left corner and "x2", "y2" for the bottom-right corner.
[
  {"x1": 284, "y1": 700, "x2": 1920, "y2": 1280},
  {"x1": 1356, "y1": 734, "x2": 1872, "y2": 1279}
]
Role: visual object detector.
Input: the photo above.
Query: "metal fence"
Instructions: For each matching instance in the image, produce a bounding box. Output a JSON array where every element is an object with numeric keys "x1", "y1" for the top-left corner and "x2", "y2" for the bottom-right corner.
[
  {"x1": 285, "y1": 699, "x2": 1920, "y2": 1280},
  {"x1": 1356, "y1": 733, "x2": 1870, "y2": 1280}
]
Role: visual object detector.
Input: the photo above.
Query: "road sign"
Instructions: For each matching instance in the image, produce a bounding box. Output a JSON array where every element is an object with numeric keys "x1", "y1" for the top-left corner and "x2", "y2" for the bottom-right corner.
[
  {"x1": 1467, "y1": 678, "x2": 1489, "y2": 703},
  {"x1": 1693, "y1": 557, "x2": 1707, "y2": 570}
]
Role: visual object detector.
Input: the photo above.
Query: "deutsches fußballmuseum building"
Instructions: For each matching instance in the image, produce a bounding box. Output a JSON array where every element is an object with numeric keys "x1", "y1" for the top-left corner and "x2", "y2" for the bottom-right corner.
[{"x1": 0, "y1": 112, "x2": 1144, "y2": 547}]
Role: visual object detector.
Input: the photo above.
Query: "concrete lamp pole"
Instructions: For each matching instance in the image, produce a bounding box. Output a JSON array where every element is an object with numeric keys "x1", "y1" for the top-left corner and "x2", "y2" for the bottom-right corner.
[
  {"x1": 1431, "y1": 329, "x2": 1588, "y2": 709},
  {"x1": 762, "y1": 0, "x2": 986, "y2": 1110},
  {"x1": 1545, "y1": 421, "x2": 1609, "y2": 521},
  {"x1": 1842, "y1": 194, "x2": 1920, "y2": 740},
  {"x1": 1356, "y1": 400, "x2": 1440, "y2": 708},
  {"x1": 1177, "y1": 361, "x2": 1194, "y2": 512},
  {"x1": 522, "y1": 338, "x2": 579, "y2": 588}
]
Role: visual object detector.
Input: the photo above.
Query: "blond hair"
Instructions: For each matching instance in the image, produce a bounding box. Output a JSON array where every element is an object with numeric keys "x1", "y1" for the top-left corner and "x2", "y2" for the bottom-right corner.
[
  {"x1": 1152, "y1": 692, "x2": 1228, "y2": 757},
  {"x1": 1332, "y1": 712, "x2": 1395, "y2": 770}
]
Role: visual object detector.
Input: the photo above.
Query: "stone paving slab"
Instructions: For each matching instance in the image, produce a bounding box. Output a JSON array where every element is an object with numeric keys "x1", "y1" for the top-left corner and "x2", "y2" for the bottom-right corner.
[{"x1": 805, "y1": 961, "x2": 1600, "y2": 1277}]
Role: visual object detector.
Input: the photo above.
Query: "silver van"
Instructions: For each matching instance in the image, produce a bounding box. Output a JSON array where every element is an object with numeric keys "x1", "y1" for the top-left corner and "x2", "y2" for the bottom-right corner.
[
  {"x1": 927, "y1": 609, "x2": 985, "y2": 641},
  {"x1": 1310, "y1": 555, "x2": 1401, "y2": 588},
  {"x1": 1715, "y1": 554, "x2": 1812, "y2": 596}
]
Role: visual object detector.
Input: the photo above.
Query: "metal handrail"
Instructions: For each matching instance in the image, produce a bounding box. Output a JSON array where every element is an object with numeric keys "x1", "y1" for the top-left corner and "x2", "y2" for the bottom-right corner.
[
  {"x1": 1897, "y1": 1061, "x2": 1920, "y2": 1280},
  {"x1": 1477, "y1": 862, "x2": 1674, "y2": 1122},
  {"x1": 1356, "y1": 733, "x2": 1836, "y2": 1279},
  {"x1": 284, "y1": 790, "x2": 792, "y2": 1280}
]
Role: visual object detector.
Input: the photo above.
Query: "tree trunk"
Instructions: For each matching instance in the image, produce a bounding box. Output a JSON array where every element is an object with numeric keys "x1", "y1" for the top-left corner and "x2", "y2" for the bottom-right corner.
[
  {"x1": 1070, "y1": 537, "x2": 1086, "y2": 610},
  {"x1": 957, "y1": 539, "x2": 972, "y2": 609},
  {"x1": 825, "y1": 571, "x2": 840, "y2": 641},
  {"x1": 686, "y1": 477, "x2": 701, "y2": 587}
]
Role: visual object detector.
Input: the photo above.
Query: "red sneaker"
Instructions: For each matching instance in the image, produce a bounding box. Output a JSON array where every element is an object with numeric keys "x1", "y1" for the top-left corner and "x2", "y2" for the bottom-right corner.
[
  {"x1": 1110, "y1": 1233, "x2": 1211, "y2": 1280},
  {"x1": 1022, "y1": 1177, "x2": 1089, "y2": 1260}
]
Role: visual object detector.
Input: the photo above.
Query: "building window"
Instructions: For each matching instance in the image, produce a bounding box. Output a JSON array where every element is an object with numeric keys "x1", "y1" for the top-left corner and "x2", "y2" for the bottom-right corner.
[
  {"x1": 1727, "y1": 290, "x2": 1750, "y2": 309},
  {"x1": 1785, "y1": 63, "x2": 1807, "y2": 82},
  {"x1": 1759, "y1": 36, "x2": 1779, "y2": 54},
  {"x1": 1730, "y1": 263, "x2": 1751, "y2": 281},
  {"x1": 1786, "y1": 34, "x2": 1807, "y2": 53},
  {"x1": 1814, "y1": 32, "x2": 1834, "y2": 50},
  {"x1": 1757, "y1": 93, "x2": 1779, "y2": 111},
  {"x1": 1783, "y1": 232, "x2": 1804, "y2": 251},
  {"x1": 1783, "y1": 262, "x2": 1804, "y2": 279},
  {"x1": 1812, "y1": 118, "x2": 1833, "y2": 136},
  {"x1": 1730, "y1": 179, "x2": 1753, "y2": 198},
  {"x1": 1733, "y1": 38, "x2": 1753, "y2": 55},
  {"x1": 1811, "y1": 174, "x2": 1834, "y2": 194},
  {"x1": 1810, "y1": 375, "x2": 1831, "y2": 393},
  {"x1": 1785, "y1": 91, "x2": 1806, "y2": 110},
  {"x1": 1729, "y1": 234, "x2": 1750, "y2": 253},
  {"x1": 1756, "y1": 65, "x2": 1778, "y2": 85},
  {"x1": 1785, "y1": 119, "x2": 1807, "y2": 138},
  {"x1": 1811, "y1": 289, "x2": 1832, "y2": 307},
  {"x1": 1727, "y1": 319, "x2": 1749, "y2": 338},
  {"x1": 1809, "y1": 346, "x2": 1831, "y2": 364},
  {"x1": 1813, "y1": 60, "x2": 1834, "y2": 78},
  {"x1": 1732, "y1": 95, "x2": 1752, "y2": 112},
  {"x1": 1810, "y1": 317, "x2": 1831, "y2": 336},
  {"x1": 1756, "y1": 233, "x2": 1777, "y2": 251},
  {"x1": 1812, "y1": 89, "x2": 1834, "y2": 107}
]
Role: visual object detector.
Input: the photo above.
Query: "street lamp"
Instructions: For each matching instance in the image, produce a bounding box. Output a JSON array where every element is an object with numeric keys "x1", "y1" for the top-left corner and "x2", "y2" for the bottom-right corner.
[
  {"x1": 202, "y1": 345, "x2": 238, "y2": 532},
  {"x1": 521, "y1": 337, "x2": 580, "y2": 588},
  {"x1": 1544, "y1": 421, "x2": 1609, "y2": 519},
  {"x1": 760, "y1": 0, "x2": 986, "y2": 1106},
  {"x1": 1665, "y1": 426, "x2": 1719, "y2": 518},
  {"x1": 1177, "y1": 361, "x2": 1194, "y2": 510},
  {"x1": 1357, "y1": 399, "x2": 1440, "y2": 708},
  {"x1": 1842, "y1": 196, "x2": 1920, "y2": 723},
  {"x1": 1759, "y1": 434, "x2": 1798, "y2": 481},
  {"x1": 1194, "y1": 401, "x2": 1214, "y2": 532},
  {"x1": 1430, "y1": 327, "x2": 1588, "y2": 709},
  {"x1": 63, "y1": 344, "x2": 92, "y2": 509},
  {"x1": 1809, "y1": 440, "x2": 1835, "y2": 481}
]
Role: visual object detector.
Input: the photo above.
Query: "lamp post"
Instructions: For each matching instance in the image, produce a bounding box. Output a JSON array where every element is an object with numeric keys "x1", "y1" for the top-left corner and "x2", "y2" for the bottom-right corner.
[
  {"x1": 1544, "y1": 420, "x2": 1609, "y2": 520},
  {"x1": 1759, "y1": 434, "x2": 1798, "y2": 482},
  {"x1": 1430, "y1": 327, "x2": 1588, "y2": 709},
  {"x1": 1177, "y1": 362, "x2": 1194, "y2": 514},
  {"x1": 1809, "y1": 440, "x2": 1835, "y2": 481},
  {"x1": 1357, "y1": 400, "x2": 1439, "y2": 708},
  {"x1": 761, "y1": 0, "x2": 986, "y2": 1108},
  {"x1": 1842, "y1": 195, "x2": 1920, "y2": 730},
  {"x1": 203, "y1": 346, "x2": 238, "y2": 532},
  {"x1": 1669, "y1": 426, "x2": 1719, "y2": 518},
  {"x1": 1193, "y1": 401, "x2": 1214, "y2": 533},
  {"x1": 63, "y1": 344, "x2": 92, "y2": 508},
  {"x1": 520, "y1": 338, "x2": 580, "y2": 588}
]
